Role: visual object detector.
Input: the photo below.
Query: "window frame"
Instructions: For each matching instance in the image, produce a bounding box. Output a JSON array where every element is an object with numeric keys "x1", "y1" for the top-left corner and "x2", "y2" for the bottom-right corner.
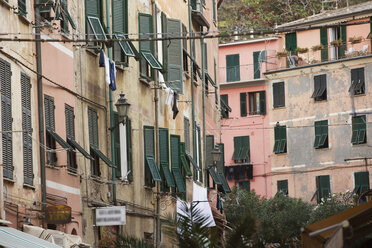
[
  {"x1": 350, "y1": 67, "x2": 365, "y2": 96},
  {"x1": 226, "y1": 54, "x2": 240, "y2": 82},
  {"x1": 314, "y1": 120, "x2": 328, "y2": 149},
  {"x1": 351, "y1": 115, "x2": 367, "y2": 145},
  {"x1": 273, "y1": 125, "x2": 287, "y2": 154},
  {"x1": 312, "y1": 74, "x2": 327, "y2": 101},
  {"x1": 249, "y1": 91, "x2": 266, "y2": 115},
  {"x1": 273, "y1": 82, "x2": 285, "y2": 108}
]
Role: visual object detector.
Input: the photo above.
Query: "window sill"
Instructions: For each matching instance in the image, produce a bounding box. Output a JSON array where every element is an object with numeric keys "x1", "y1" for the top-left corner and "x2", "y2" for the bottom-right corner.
[
  {"x1": 115, "y1": 62, "x2": 129, "y2": 71},
  {"x1": 353, "y1": 93, "x2": 366, "y2": 97},
  {"x1": 86, "y1": 47, "x2": 100, "y2": 57},
  {"x1": 91, "y1": 176, "x2": 103, "y2": 183},
  {"x1": 46, "y1": 164, "x2": 59, "y2": 170},
  {"x1": 17, "y1": 13, "x2": 32, "y2": 25},
  {"x1": 352, "y1": 142, "x2": 368, "y2": 146},
  {"x1": 273, "y1": 106, "x2": 285, "y2": 110},
  {"x1": 144, "y1": 185, "x2": 154, "y2": 190},
  {"x1": 23, "y1": 184, "x2": 36, "y2": 190},
  {"x1": 139, "y1": 77, "x2": 151, "y2": 86},
  {"x1": 3, "y1": 177, "x2": 15, "y2": 184},
  {"x1": 274, "y1": 152, "x2": 287, "y2": 155},
  {"x1": 314, "y1": 99, "x2": 327, "y2": 103},
  {"x1": 0, "y1": 0, "x2": 12, "y2": 9},
  {"x1": 67, "y1": 170, "x2": 78, "y2": 177},
  {"x1": 314, "y1": 146, "x2": 330, "y2": 151}
]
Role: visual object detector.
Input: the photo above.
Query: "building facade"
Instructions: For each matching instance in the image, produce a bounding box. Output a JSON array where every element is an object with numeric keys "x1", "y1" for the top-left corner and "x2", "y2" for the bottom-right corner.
[
  {"x1": 219, "y1": 37, "x2": 279, "y2": 198},
  {"x1": 265, "y1": 2, "x2": 372, "y2": 203}
]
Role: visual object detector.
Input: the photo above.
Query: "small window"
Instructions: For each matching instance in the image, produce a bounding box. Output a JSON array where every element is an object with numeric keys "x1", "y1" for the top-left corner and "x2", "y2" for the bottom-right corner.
[
  {"x1": 312, "y1": 74, "x2": 327, "y2": 101},
  {"x1": 65, "y1": 105, "x2": 77, "y2": 172},
  {"x1": 240, "y1": 92, "x2": 247, "y2": 117},
  {"x1": 88, "y1": 107, "x2": 100, "y2": 177},
  {"x1": 349, "y1": 68, "x2": 365, "y2": 95},
  {"x1": 351, "y1": 115, "x2": 366, "y2": 145},
  {"x1": 226, "y1": 54, "x2": 240, "y2": 82},
  {"x1": 232, "y1": 136, "x2": 250, "y2": 163},
  {"x1": 314, "y1": 120, "x2": 328, "y2": 149},
  {"x1": 354, "y1": 171, "x2": 370, "y2": 195},
  {"x1": 220, "y1": 94, "x2": 229, "y2": 119},
  {"x1": 273, "y1": 82, "x2": 285, "y2": 108},
  {"x1": 45, "y1": 96, "x2": 57, "y2": 166},
  {"x1": 273, "y1": 125, "x2": 287, "y2": 154},
  {"x1": 313, "y1": 175, "x2": 331, "y2": 204},
  {"x1": 249, "y1": 91, "x2": 266, "y2": 115},
  {"x1": 277, "y1": 180, "x2": 288, "y2": 196}
]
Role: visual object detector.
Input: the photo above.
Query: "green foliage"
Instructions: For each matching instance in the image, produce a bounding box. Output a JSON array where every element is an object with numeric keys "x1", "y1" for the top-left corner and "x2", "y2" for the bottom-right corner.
[{"x1": 115, "y1": 235, "x2": 154, "y2": 248}]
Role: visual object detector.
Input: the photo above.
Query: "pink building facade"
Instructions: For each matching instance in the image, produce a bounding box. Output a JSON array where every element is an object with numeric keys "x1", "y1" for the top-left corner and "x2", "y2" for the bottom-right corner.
[{"x1": 219, "y1": 38, "x2": 280, "y2": 198}]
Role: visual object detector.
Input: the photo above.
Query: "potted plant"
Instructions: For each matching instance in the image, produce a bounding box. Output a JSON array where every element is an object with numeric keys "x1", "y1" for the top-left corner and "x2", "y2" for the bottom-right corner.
[
  {"x1": 330, "y1": 39, "x2": 343, "y2": 47},
  {"x1": 349, "y1": 36, "x2": 363, "y2": 44},
  {"x1": 277, "y1": 49, "x2": 289, "y2": 57},
  {"x1": 295, "y1": 47, "x2": 309, "y2": 54},
  {"x1": 311, "y1": 44, "x2": 324, "y2": 52}
]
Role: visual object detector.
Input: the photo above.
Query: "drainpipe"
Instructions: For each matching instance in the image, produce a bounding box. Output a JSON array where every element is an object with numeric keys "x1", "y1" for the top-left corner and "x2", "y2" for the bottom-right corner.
[
  {"x1": 151, "y1": 2, "x2": 161, "y2": 246},
  {"x1": 35, "y1": 0, "x2": 46, "y2": 214},
  {"x1": 201, "y1": 37, "x2": 207, "y2": 185}
]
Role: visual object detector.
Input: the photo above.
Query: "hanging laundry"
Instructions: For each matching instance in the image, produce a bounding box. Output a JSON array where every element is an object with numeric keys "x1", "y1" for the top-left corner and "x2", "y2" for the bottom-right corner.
[
  {"x1": 109, "y1": 61, "x2": 117, "y2": 91},
  {"x1": 104, "y1": 54, "x2": 110, "y2": 85},
  {"x1": 165, "y1": 87, "x2": 174, "y2": 107},
  {"x1": 99, "y1": 49, "x2": 105, "y2": 67},
  {"x1": 172, "y1": 92, "x2": 179, "y2": 119}
]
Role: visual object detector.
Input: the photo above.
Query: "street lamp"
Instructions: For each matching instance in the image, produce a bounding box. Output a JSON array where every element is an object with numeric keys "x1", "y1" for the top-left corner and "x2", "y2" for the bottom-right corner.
[
  {"x1": 211, "y1": 145, "x2": 221, "y2": 167},
  {"x1": 115, "y1": 92, "x2": 131, "y2": 125}
]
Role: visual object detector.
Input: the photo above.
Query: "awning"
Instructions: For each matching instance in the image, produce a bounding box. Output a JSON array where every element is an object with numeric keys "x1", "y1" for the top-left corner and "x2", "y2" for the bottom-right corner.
[
  {"x1": 46, "y1": 129, "x2": 72, "y2": 150},
  {"x1": 90, "y1": 145, "x2": 115, "y2": 168},
  {"x1": 67, "y1": 137, "x2": 94, "y2": 160},
  {"x1": 0, "y1": 226, "x2": 61, "y2": 248}
]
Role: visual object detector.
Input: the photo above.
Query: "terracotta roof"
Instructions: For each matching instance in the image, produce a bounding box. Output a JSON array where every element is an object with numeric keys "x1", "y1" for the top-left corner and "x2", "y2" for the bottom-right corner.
[{"x1": 277, "y1": 2, "x2": 372, "y2": 29}]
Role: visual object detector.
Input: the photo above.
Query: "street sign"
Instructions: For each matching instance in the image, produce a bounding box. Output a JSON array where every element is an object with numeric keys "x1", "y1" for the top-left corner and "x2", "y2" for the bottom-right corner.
[
  {"x1": 96, "y1": 206, "x2": 126, "y2": 226},
  {"x1": 45, "y1": 205, "x2": 72, "y2": 224}
]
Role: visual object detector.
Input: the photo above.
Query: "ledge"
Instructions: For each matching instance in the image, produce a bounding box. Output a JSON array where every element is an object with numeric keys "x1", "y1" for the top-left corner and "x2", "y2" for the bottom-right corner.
[
  {"x1": 0, "y1": 0, "x2": 12, "y2": 9},
  {"x1": 23, "y1": 184, "x2": 36, "y2": 190},
  {"x1": 17, "y1": 13, "x2": 32, "y2": 25},
  {"x1": 220, "y1": 78, "x2": 266, "y2": 89}
]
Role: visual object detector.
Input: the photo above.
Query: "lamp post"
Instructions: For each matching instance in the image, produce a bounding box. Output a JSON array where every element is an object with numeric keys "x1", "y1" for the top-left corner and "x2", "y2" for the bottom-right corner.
[
  {"x1": 211, "y1": 145, "x2": 222, "y2": 167},
  {"x1": 115, "y1": 92, "x2": 131, "y2": 125}
]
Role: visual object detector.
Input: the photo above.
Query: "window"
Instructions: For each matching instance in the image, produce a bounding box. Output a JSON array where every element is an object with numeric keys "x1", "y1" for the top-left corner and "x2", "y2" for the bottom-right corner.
[
  {"x1": 329, "y1": 26, "x2": 346, "y2": 60},
  {"x1": 240, "y1": 92, "x2": 247, "y2": 117},
  {"x1": 18, "y1": 0, "x2": 26, "y2": 16},
  {"x1": 312, "y1": 74, "x2": 327, "y2": 101},
  {"x1": 182, "y1": 23, "x2": 188, "y2": 73},
  {"x1": 65, "y1": 105, "x2": 77, "y2": 172},
  {"x1": 45, "y1": 96, "x2": 57, "y2": 166},
  {"x1": 314, "y1": 120, "x2": 328, "y2": 149},
  {"x1": 1, "y1": 59, "x2": 13, "y2": 179},
  {"x1": 180, "y1": 142, "x2": 192, "y2": 177},
  {"x1": 351, "y1": 115, "x2": 366, "y2": 145},
  {"x1": 194, "y1": 125, "x2": 203, "y2": 183},
  {"x1": 159, "y1": 128, "x2": 174, "y2": 192},
  {"x1": 273, "y1": 125, "x2": 287, "y2": 154},
  {"x1": 314, "y1": 175, "x2": 331, "y2": 204},
  {"x1": 253, "y1": 51, "x2": 261, "y2": 79},
  {"x1": 88, "y1": 107, "x2": 100, "y2": 176},
  {"x1": 171, "y1": 135, "x2": 186, "y2": 193},
  {"x1": 220, "y1": 94, "x2": 230, "y2": 119},
  {"x1": 85, "y1": 0, "x2": 106, "y2": 44},
  {"x1": 277, "y1": 180, "x2": 288, "y2": 196},
  {"x1": 320, "y1": 28, "x2": 328, "y2": 62},
  {"x1": 249, "y1": 91, "x2": 266, "y2": 115},
  {"x1": 273, "y1": 82, "x2": 285, "y2": 108},
  {"x1": 206, "y1": 135, "x2": 214, "y2": 187},
  {"x1": 285, "y1": 32, "x2": 297, "y2": 54},
  {"x1": 354, "y1": 171, "x2": 370, "y2": 195},
  {"x1": 184, "y1": 118, "x2": 190, "y2": 155},
  {"x1": 350, "y1": 68, "x2": 365, "y2": 95},
  {"x1": 21, "y1": 73, "x2": 33, "y2": 185},
  {"x1": 232, "y1": 136, "x2": 250, "y2": 163},
  {"x1": 144, "y1": 126, "x2": 162, "y2": 187},
  {"x1": 226, "y1": 54, "x2": 240, "y2": 82}
]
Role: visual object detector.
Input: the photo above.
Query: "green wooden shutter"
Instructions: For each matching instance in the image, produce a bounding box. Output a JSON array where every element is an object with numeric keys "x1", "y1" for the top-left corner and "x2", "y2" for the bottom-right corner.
[
  {"x1": 226, "y1": 54, "x2": 240, "y2": 82},
  {"x1": 18, "y1": 0, "x2": 26, "y2": 15},
  {"x1": 232, "y1": 136, "x2": 240, "y2": 160},
  {"x1": 240, "y1": 92, "x2": 247, "y2": 117},
  {"x1": 320, "y1": 28, "x2": 328, "y2": 62},
  {"x1": 44, "y1": 95, "x2": 55, "y2": 131},
  {"x1": 285, "y1": 32, "x2": 297, "y2": 53},
  {"x1": 85, "y1": 0, "x2": 100, "y2": 18},
  {"x1": 314, "y1": 121, "x2": 321, "y2": 148},
  {"x1": 340, "y1": 25, "x2": 347, "y2": 58},
  {"x1": 159, "y1": 128, "x2": 169, "y2": 165},
  {"x1": 171, "y1": 135, "x2": 185, "y2": 192},
  {"x1": 355, "y1": 171, "x2": 370, "y2": 194},
  {"x1": 161, "y1": 12, "x2": 168, "y2": 81},
  {"x1": 139, "y1": 13, "x2": 153, "y2": 52},
  {"x1": 279, "y1": 126, "x2": 287, "y2": 153},
  {"x1": 126, "y1": 118, "x2": 133, "y2": 181},
  {"x1": 259, "y1": 91, "x2": 266, "y2": 115},
  {"x1": 277, "y1": 180, "x2": 288, "y2": 195},
  {"x1": 206, "y1": 135, "x2": 214, "y2": 168},
  {"x1": 273, "y1": 126, "x2": 280, "y2": 153},
  {"x1": 21, "y1": 73, "x2": 33, "y2": 185},
  {"x1": 239, "y1": 136, "x2": 250, "y2": 161},
  {"x1": 88, "y1": 107, "x2": 98, "y2": 147},
  {"x1": 212, "y1": 0, "x2": 216, "y2": 22},
  {"x1": 112, "y1": 0, "x2": 126, "y2": 33},
  {"x1": 1, "y1": 59, "x2": 13, "y2": 179},
  {"x1": 65, "y1": 105, "x2": 75, "y2": 140},
  {"x1": 319, "y1": 175, "x2": 331, "y2": 199},
  {"x1": 253, "y1": 51, "x2": 260, "y2": 79},
  {"x1": 197, "y1": 126, "x2": 203, "y2": 183},
  {"x1": 273, "y1": 82, "x2": 285, "y2": 108},
  {"x1": 220, "y1": 94, "x2": 229, "y2": 118},
  {"x1": 113, "y1": 112, "x2": 121, "y2": 177},
  {"x1": 203, "y1": 42, "x2": 208, "y2": 71},
  {"x1": 180, "y1": 142, "x2": 192, "y2": 176},
  {"x1": 144, "y1": 126, "x2": 155, "y2": 186},
  {"x1": 217, "y1": 143, "x2": 225, "y2": 174},
  {"x1": 167, "y1": 19, "x2": 183, "y2": 93},
  {"x1": 184, "y1": 118, "x2": 190, "y2": 155}
]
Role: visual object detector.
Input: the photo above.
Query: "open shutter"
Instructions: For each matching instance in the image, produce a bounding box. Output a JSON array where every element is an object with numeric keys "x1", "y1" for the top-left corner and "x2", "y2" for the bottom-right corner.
[
  {"x1": 320, "y1": 28, "x2": 328, "y2": 61},
  {"x1": 253, "y1": 51, "x2": 260, "y2": 79},
  {"x1": 180, "y1": 143, "x2": 192, "y2": 176},
  {"x1": 216, "y1": 143, "x2": 225, "y2": 174},
  {"x1": 144, "y1": 126, "x2": 155, "y2": 186},
  {"x1": 226, "y1": 54, "x2": 240, "y2": 82},
  {"x1": 232, "y1": 137, "x2": 240, "y2": 160},
  {"x1": 139, "y1": 13, "x2": 153, "y2": 52},
  {"x1": 314, "y1": 121, "x2": 321, "y2": 148},
  {"x1": 340, "y1": 25, "x2": 347, "y2": 58},
  {"x1": 259, "y1": 91, "x2": 266, "y2": 115},
  {"x1": 85, "y1": 0, "x2": 100, "y2": 18},
  {"x1": 126, "y1": 118, "x2": 133, "y2": 181},
  {"x1": 22, "y1": 73, "x2": 33, "y2": 185},
  {"x1": 88, "y1": 107, "x2": 98, "y2": 147},
  {"x1": 161, "y1": 12, "x2": 168, "y2": 81},
  {"x1": 285, "y1": 32, "x2": 297, "y2": 53},
  {"x1": 240, "y1": 92, "x2": 247, "y2": 117},
  {"x1": 171, "y1": 135, "x2": 185, "y2": 192},
  {"x1": 113, "y1": 112, "x2": 121, "y2": 177},
  {"x1": 167, "y1": 19, "x2": 183, "y2": 93},
  {"x1": 273, "y1": 126, "x2": 280, "y2": 153},
  {"x1": 206, "y1": 135, "x2": 214, "y2": 168},
  {"x1": 1, "y1": 59, "x2": 13, "y2": 179}
]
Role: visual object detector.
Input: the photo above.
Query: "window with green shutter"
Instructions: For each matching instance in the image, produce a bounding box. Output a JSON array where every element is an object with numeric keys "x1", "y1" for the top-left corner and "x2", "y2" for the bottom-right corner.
[
  {"x1": 226, "y1": 54, "x2": 240, "y2": 82},
  {"x1": 144, "y1": 126, "x2": 162, "y2": 187},
  {"x1": 113, "y1": 112, "x2": 121, "y2": 177},
  {"x1": 1, "y1": 58, "x2": 12, "y2": 179},
  {"x1": 65, "y1": 105, "x2": 77, "y2": 173},
  {"x1": 21, "y1": 73, "x2": 33, "y2": 185},
  {"x1": 212, "y1": 0, "x2": 216, "y2": 23},
  {"x1": 273, "y1": 82, "x2": 285, "y2": 108},
  {"x1": 232, "y1": 136, "x2": 250, "y2": 163},
  {"x1": 253, "y1": 51, "x2": 261, "y2": 79},
  {"x1": 273, "y1": 125, "x2": 287, "y2": 154},
  {"x1": 159, "y1": 128, "x2": 174, "y2": 191},
  {"x1": 285, "y1": 32, "x2": 297, "y2": 53},
  {"x1": 184, "y1": 117, "x2": 190, "y2": 155},
  {"x1": 277, "y1": 180, "x2": 288, "y2": 196},
  {"x1": 315, "y1": 175, "x2": 331, "y2": 204},
  {"x1": 44, "y1": 95, "x2": 57, "y2": 166},
  {"x1": 351, "y1": 115, "x2": 366, "y2": 145},
  {"x1": 85, "y1": 0, "x2": 106, "y2": 43},
  {"x1": 340, "y1": 25, "x2": 347, "y2": 58},
  {"x1": 240, "y1": 92, "x2": 247, "y2": 117},
  {"x1": 18, "y1": 0, "x2": 26, "y2": 16},
  {"x1": 354, "y1": 171, "x2": 370, "y2": 195},
  {"x1": 88, "y1": 107, "x2": 100, "y2": 176},
  {"x1": 171, "y1": 135, "x2": 186, "y2": 193},
  {"x1": 205, "y1": 135, "x2": 214, "y2": 187},
  {"x1": 350, "y1": 68, "x2": 365, "y2": 95},
  {"x1": 220, "y1": 94, "x2": 230, "y2": 119},
  {"x1": 249, "y1": 91, "x2": 266, "y2": 115},
  {"x1": 320, "y1": 28, "x2": 328, "y2": 62},
  {"x1": 314, "y1": 120, "x2": 328, "y2": 149},
  {"x1": 195, "y1": 125, "x2": 203, "y2": 183},
  {"x1": 312, "y1": 74, "x2": 327, "y2": 101}
]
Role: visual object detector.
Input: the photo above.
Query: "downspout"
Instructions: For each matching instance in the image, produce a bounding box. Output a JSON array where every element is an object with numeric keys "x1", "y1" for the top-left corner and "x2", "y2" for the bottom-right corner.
[
  {"x1": 151, "y1": 1, "x2": 161, "y2": 246},
  {"x1": 35, "y1": 0, "x2": 46, "y2": 214},
  {"x1": 105, "y1": 0, "x2": 116, "y2": 205},
  {"x1": 201, "y1": 35, "x2": 207, "y2": 185}
]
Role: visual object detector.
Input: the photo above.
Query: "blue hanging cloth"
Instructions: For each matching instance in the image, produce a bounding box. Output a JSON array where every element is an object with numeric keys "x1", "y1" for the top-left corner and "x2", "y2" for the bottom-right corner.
[
  {"x1": 109, "y1": 61, "x2": 116, "y2": 91},
  {"x1": 99, "y1": 49, "x2": 105, "y2": 67}
]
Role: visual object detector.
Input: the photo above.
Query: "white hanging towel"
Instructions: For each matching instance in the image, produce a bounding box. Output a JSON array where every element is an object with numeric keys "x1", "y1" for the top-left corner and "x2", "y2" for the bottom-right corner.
[
  {"x1": 165, "y1": 87, "x2": 174, "y2": 107},
  {"x1": 104, "y1": 54, "x2": 110, "y2": 85}
]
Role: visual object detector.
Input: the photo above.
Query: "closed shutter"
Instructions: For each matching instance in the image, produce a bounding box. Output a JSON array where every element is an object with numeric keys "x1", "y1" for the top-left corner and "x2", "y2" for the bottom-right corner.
[
  {"x1": 65, "y1": 105, "x2": 75, "y2": 140},
  {"x1": 21, "y1": 73, "x2": 33, "y2": 185},
  {"x1": 159, "y1": 128, "x2": 169, "y2": 165},
  {"x1": 320, "y1": 28, "x2": 328, "y2": 61},
  {"x1": 232, "y1": 136, "x2": 241, "y2": 160},
  {"x1": 240, "y1": 92, "x2": 247, "y2": 117},
  {"x1": 162, "y1": 12, "x2": 168, "y2": 81},
  {"x1": 253, "y1": 51, "x2": 260, "y2": 79},
  {"x1": 226, "y1": 54, "x2": 240, "y2": 82},
  {"x1": 85, "y1": 0, "x2": 100, "y2": 18},
  {"x1": 318, "y1": 175, "x2": 331, "y2": 200},
  {"x1": 88, "y1": 107, "x2": 98, "y2": 147},
  {"x1": 113, "y1": 112, "x2": 121, "y2": 177},
  {"x1": 355, "y1": 171, "x2": 370, "y2": 194},
  {"x1": 259, "y1": 91, "x2": 266, "y2": 115},
  {"x1": 126, "y1": 118, "x2": 133, "y2": 181},
  {"x1": 203, "y1": 42, "x2": 208, "y2": 71},
  {"x1": 197, "y1": 126, "x2": 203, "y2": 183},
  {"x1": 212, "y1": 0, "x2": 216, "y2": 22},
  {"x1": 273, "y1": 82, "x2": 285, "y2": 108},
  {"x1": 1, "y1": 59, "x2": 13, "y2": 179},
  {"x1": 18, "y1": 0, "x2": 26, "y2": 15},
  {"x1": 171, "y1": 135, "x2": 185, "y2": 192},
  {"x1": 167, "y1": 19, "x2": 183, "y2": 93},
  {"x1": 139, "y1": 13, "x2": 153, "y2": 52},
  {"x1": 285, "y1": 32, "x2": 297, "y2": 53},
  {"x1": 112, "y1": 0, "x2": 125, "y2": 33},
  {"x1": 184, "y1": 118, "x2": 190, "y2": 155},
  {"x1": 216, "y1": 143, "x2": 224, "y2": 174},
  {"x1": 340, "y1": 25, "x2": 347, "y2": 58},
  {"x1": 206, "y1": 135, "x2": 214, "y2": 168},
  {"x1": 44, "y1": 96, "x2": 55, "y2": 131},
  {"x1": 239, "y1": 136, "x2": 250, "y2": 161}
]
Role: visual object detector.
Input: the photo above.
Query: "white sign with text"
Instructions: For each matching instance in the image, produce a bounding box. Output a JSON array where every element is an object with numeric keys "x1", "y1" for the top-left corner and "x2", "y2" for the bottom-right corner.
[{"x1": 96, "y1": 206, "x2": 126, "y2": 226}]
